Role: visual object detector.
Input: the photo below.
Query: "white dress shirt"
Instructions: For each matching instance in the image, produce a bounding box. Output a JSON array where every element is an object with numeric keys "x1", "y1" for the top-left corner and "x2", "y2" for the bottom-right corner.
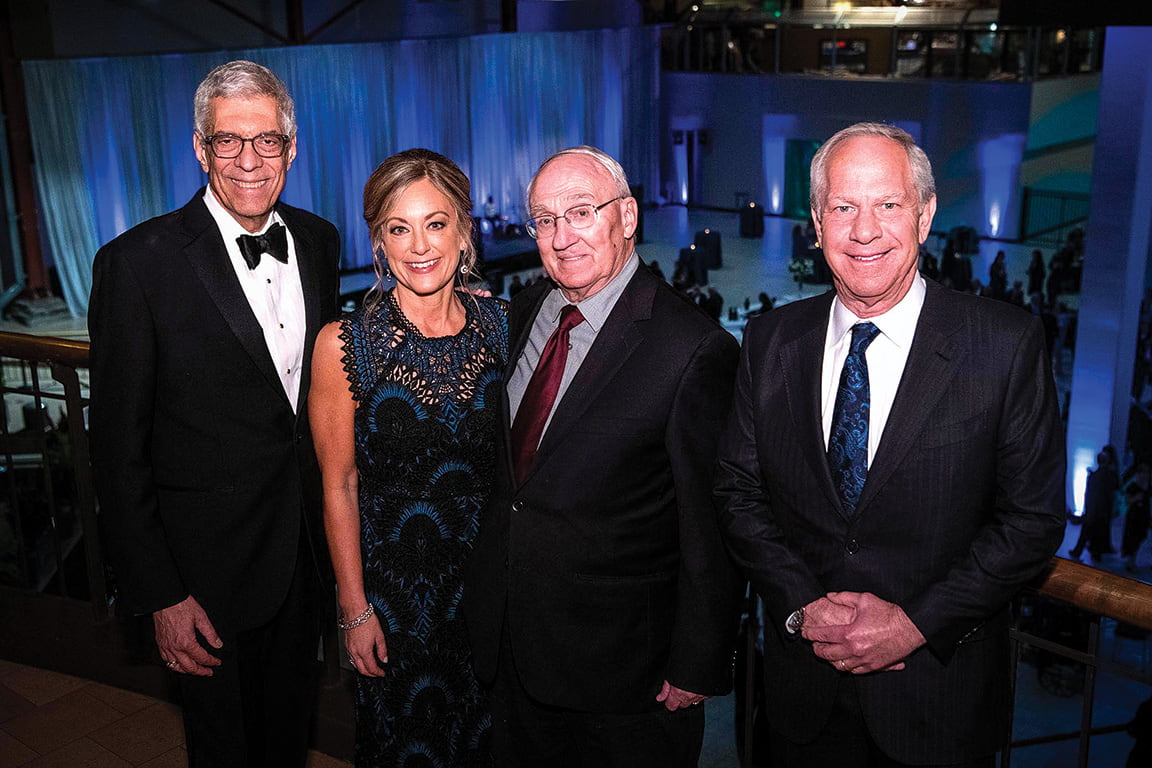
[
  {"x1": 820, "y1": 275, "x2": 927, "y2": 464},
  {"x1": 203, "y1": 186, "x2": 307, "y2": 411}
]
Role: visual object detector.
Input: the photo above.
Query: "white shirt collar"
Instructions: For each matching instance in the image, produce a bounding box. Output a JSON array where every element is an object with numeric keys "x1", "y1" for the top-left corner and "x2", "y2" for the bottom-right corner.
[
  {"x1": 202, "y1": 185, "x2": 284, "y2": 241},
  {"x1": 829, "y1": 274, "x2": 926, "y2": 350}
]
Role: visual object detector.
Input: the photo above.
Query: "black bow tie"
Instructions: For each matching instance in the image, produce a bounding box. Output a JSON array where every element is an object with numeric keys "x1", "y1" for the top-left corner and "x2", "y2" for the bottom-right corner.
[{"x1": 237, "y1": 223, "x2": 288, "y2": 269}]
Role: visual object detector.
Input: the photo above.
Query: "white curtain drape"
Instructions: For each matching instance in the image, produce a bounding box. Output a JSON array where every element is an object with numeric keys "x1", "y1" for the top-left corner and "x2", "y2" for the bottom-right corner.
[{"x1": 22, "y1": 27, "x2": 660, "y2": 315}]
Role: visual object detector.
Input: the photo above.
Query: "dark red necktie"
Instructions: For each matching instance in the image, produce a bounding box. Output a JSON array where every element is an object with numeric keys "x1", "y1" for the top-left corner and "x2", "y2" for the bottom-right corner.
[{"x1": 510, "y1": 304, "x2": 585, "y2": 485}]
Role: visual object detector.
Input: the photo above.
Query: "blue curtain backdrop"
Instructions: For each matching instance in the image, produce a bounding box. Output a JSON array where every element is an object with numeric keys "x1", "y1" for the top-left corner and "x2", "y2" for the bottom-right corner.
[{"x1": 21, "y1": 27, "x2": 660, "y2": 316}]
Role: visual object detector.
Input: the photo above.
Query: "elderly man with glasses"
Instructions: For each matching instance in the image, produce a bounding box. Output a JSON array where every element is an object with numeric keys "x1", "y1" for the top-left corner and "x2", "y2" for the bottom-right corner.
[
  {"x1": 464, "y1": 145, "x2": 742, "y2": 768},
  {"x1": 88, "y1": 60, "x2": 339, "y2": 768}
]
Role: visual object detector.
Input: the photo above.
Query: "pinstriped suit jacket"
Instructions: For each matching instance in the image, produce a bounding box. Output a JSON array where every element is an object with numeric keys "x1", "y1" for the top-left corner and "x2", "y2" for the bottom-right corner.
[{"x1": 715, "y1": 277, "x2": 1066, "y2": 764}]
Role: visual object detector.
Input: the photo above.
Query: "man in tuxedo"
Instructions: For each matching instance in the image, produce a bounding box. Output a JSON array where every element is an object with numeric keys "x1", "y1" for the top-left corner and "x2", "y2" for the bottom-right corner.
[
  {"x1": 464, "y1": 145, "x2": 741, "y2": 767},
  {"x1": 715, "y1": 123, "x2": 1065, "y2": 768},
  {"x1": 88, "y1": 60, "x2": 340, "y2": 768}
]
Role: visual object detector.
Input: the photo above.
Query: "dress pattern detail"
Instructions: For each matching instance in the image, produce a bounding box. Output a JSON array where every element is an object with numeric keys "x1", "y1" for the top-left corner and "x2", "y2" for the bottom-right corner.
[{"x1": 340, "y1": 290, "x2": 507, "y2": 768}]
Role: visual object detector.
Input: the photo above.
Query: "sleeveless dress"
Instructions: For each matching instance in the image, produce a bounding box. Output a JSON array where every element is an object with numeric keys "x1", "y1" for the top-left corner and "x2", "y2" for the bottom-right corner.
[{"x1": 339, "y1": 290, "x2": 507, "y2": 768}]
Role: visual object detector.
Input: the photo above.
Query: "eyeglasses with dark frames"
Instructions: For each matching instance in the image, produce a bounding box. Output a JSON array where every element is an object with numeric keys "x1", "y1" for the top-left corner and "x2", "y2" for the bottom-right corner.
[{"x1": 199, "y1": 132, "x2": 291, "y2": 159}]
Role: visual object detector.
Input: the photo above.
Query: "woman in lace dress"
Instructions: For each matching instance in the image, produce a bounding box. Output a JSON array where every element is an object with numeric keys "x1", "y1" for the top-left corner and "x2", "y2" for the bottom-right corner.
[{"x1": 310, "y1": 149, "x2": 507, "y2": 767}]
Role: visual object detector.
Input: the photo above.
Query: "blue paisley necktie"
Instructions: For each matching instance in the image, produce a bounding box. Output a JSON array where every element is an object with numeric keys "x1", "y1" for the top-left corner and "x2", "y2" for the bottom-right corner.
[{"x1": 828, "y1": 322, "x2": 880, "y2": 515}]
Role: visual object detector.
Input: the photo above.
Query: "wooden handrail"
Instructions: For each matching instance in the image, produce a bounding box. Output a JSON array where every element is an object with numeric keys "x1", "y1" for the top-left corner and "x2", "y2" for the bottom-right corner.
[
  {"x1": 0, "y1": 331, "x2": 89, "y2": 368},
  {"x1": 1033, "y1": 556, "x2": 1152, "y2": 631},
  {"x1": 2, "y1": 333, "x2": 1151, "y2": 634},
  {"x1": 0, "y1": 329, "x2": 104, "y2": 615}
]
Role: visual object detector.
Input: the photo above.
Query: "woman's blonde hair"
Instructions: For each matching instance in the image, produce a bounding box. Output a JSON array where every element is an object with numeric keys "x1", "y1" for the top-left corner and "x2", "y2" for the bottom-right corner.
[{"x1": 362, "y1": 148, "x2": 477, "y2": 310}]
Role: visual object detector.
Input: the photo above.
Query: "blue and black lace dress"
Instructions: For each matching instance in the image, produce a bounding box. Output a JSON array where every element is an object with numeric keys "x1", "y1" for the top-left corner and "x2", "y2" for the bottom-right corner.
[{"x1": 338, "y1": 289, "x2": 507, "y2": 768}]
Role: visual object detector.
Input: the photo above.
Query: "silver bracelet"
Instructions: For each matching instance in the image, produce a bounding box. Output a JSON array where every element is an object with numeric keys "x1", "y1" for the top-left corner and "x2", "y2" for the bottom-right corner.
[{"x1": 338, "y1": 604, "x2": 374, "y2": 631}]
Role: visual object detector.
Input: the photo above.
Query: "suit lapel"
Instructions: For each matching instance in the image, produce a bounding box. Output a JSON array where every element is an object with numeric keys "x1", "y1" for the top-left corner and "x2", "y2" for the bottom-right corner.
[
  {"x1": 527, "y1": 268, "x2": 650, "y2": 483},
  {"x1": 179, "y1": 191, "x2": 292, "y2": 410},
  {"x1": 280, "y1": 203, "x2": 324, "y2": 415},
  {"x1": 856, "y1": 282, "x2": 967, "y2": 515},
  {"x1": 506, "y1": 283, "x2": 550, "y2": 390},
  {"x1": 781, "y1": 293, "x2": 844, "y2": 515},
  {"x1": 502, "y1": 282, "x2": 551, "y2": 482}
]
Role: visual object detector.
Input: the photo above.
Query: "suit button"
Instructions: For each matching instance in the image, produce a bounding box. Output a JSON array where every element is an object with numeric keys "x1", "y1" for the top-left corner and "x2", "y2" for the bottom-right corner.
[
  {"x1": 845, "y1": 538, "x2": 859, "y2": 555},
  {"x1": 511, "y1": 501, "x2": 524, "y2": 513}
]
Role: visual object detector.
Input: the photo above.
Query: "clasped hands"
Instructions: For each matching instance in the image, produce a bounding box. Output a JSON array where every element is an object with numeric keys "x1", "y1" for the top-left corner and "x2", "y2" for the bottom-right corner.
[{"x1": 800, "y1": 592, "x2": 926, "y2": 675}]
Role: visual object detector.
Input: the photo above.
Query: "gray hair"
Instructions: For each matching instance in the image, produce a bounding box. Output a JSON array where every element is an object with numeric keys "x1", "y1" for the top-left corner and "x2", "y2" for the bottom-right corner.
[
  {"x1": 193, "y1": 60, "x2": 296, "y2": 138},
  {"x1": 809, "y1": 122, "x2": 935, "y2": 217},
  {"x1": 527, "y1": 145, "x2": 631, "y2": 209}
]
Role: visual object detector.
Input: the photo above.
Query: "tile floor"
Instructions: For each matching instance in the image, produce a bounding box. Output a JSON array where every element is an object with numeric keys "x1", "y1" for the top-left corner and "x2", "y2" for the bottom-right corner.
[{"x1": 0, "y1": 658, "x2": 351, "y2": 768}]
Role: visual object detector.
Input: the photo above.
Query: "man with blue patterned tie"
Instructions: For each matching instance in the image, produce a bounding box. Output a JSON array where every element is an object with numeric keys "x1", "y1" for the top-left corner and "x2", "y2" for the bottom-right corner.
[{"x1": 714, "y1": 122, "x2": 1066, "y2": 768}]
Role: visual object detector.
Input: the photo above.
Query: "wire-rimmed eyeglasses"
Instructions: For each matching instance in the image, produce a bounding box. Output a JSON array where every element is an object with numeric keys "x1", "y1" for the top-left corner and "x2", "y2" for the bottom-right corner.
[
  {"x1": 525, "y1": 197, "x2": 623, "y2": 239},
  {"x1": 199, "y1": 132, "x2": 291, "y2": 159}
]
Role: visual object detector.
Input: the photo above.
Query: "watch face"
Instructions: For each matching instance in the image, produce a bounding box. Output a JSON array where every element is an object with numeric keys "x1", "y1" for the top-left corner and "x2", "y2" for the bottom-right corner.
[{"x1": 787, "y1": 609, "x2": 803, "y2": 633}]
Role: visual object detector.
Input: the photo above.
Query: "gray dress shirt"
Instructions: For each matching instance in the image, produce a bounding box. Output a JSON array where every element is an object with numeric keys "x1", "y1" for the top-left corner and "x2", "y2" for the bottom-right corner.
[{"x1": 508, "y1": 253, "x2": 640, "y2": 445}]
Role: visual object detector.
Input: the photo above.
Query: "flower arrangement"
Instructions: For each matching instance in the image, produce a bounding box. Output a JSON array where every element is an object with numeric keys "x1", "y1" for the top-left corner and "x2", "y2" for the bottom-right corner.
[{"x1": 788, "y1": 257, "x2": 814, "y2": 284}]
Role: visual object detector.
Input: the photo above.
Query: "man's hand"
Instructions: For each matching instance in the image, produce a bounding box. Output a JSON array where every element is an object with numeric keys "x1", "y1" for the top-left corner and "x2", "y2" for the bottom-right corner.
[
  {"x1": 802, "y1": 591, "x2": 925, "y2": 674},
  {"x1": 655, "y1": 681, "x2": 709, "y2": 711},
  {"x1": 801, "y1": 595, "x2": 857, "y2": 629},
  {"x1": 154, "y1": 595, "x2": 223, "y2": 676}
]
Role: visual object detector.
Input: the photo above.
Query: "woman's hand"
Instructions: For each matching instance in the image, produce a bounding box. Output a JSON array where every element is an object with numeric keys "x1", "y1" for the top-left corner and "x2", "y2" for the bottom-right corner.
[{"x1": 345, "y1": 613, "x2": 389, "y2": 677}]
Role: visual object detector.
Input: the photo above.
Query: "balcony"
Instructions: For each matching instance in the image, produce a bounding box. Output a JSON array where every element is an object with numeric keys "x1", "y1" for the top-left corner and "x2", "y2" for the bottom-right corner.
[
  {"x1": 0, "y1": 329, "x2": 1148, "y2": 766},
  {"x1": 660, "y1": 5, "x2": 1103, "y2": 79}
]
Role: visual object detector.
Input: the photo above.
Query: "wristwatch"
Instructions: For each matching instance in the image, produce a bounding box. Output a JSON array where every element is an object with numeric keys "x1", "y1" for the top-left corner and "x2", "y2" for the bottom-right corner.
[{"x1": 786, "y1": 606, "x2": 805, "y2": 634}]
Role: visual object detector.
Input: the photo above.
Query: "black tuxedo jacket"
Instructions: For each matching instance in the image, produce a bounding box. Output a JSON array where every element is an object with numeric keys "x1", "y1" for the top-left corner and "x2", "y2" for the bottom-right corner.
[
  {"x1": 464, "y1": 265, "x2": 742, "y2": 713},
  {"x1": 89, "y1": 189, "x2": 340, "y2": 633},
  {"x1": 715, "y1": 278, "x2": 1066, "y2": 764}
]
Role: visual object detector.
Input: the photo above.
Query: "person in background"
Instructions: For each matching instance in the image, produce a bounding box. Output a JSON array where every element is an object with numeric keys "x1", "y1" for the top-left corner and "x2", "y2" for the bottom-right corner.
[
  {"x1": 1070, "y1": 446, "x2": 1120, "y2": 564},
  {"x1": 987, "y1": 250, "x2": 1008, "y2": 300},
  {"x1": 1122, "y1": 463, "x2": 1151, "y2": 572},
  {"x1": 1027, "y1": 249, "x2": 1046, "y2": 297}
]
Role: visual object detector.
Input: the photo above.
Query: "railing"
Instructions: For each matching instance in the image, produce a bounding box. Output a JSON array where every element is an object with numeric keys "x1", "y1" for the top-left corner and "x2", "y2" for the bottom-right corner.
[
  {"x1": 1021, "y1": 188, "x2": 1090, "y2": 247},
  {"x1": 1, "y1": 332, "x2": 1149, "y2": 764},
  {"x1": 0, "y1": 330, "x2": 105, "y2": 617},
  {"x1": 1033, "y1": 557, "x2": 1152, "y2": 631},
  {"x1": 734, "y1": 556, "x2": 1152, "y2": 766},
  {"x1": 661, "y1": 7, "x2": 1104, "y2": 80},
  {"x1": 1006, "y1": 557, "x2": 1152, "y2": 767}
]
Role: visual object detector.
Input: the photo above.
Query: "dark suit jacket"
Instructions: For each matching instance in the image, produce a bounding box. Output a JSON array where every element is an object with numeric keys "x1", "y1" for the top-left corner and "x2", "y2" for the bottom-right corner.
[
  {"x1": 465, "y1": 265, "x2": 742, "y2": 713},
  {"x1": 715, "y1": 278, "x2": 1066, "y2": 764},
  {"x1": 88, "y1": 189, "x2": 340, "y2": 634}
]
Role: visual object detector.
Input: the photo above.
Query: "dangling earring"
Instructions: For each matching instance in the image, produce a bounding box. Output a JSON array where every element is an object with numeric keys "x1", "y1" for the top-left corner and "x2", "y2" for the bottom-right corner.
[{"x1": 376, "y1": 246, "x2": 392, "y2": 280}]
